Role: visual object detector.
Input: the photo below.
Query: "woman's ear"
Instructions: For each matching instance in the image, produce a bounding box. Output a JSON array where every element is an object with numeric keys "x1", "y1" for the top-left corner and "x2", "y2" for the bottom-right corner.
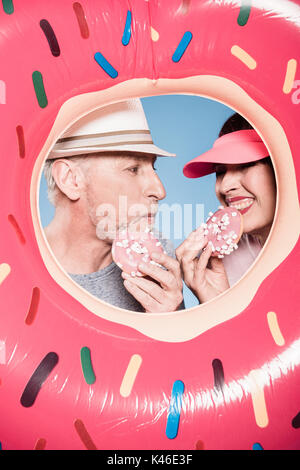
[{"x1": 51, "y1": 158, "x2": 86, "y2": 201}]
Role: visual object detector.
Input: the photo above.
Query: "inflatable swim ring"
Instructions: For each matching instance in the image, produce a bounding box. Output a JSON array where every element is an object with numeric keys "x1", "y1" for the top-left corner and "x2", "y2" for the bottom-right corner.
[{"x1": 0, "y1": 0, "x2": 300, "y2": 450}]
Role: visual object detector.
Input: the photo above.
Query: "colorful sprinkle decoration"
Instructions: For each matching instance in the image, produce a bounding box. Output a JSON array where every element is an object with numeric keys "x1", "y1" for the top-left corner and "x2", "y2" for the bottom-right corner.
[
  {"x1": 122, "y1": 10, "x2": 132, "y2": 46},
  {"x1": 179, "y1": 0, "x2": 191, "y2": 16},
  {"x1": 0, "y1": 263, "x2": 11, "y2": 286},
  {"x1": 20, "y1": 352, "x2": 59, "y2": 407},
  {"x1": 0, "y1": 80, "x2": 6, "y2": 104},
  {"x1": 73, "y1": 2, "x2": 89, "y2": 39},
  {"x1": 252, "y1": 442, "x2": 264, "y2": 450},
  {"x1": 172, "y1": 31, "x2": 192, "y2": 63},
  {"x1": 267, "y1": 311, "x2": 285, "y2": 346},
  {"x1": 212, "y1": 358, "x2": 225, "y2": 392},
  {"x1": 195, "y1": 440, "x2": 205, "y2": 450},
  {"x1": 25, "y1": 287, "x2": 40, "y2": 326},
  {"x1": 166, "y1": 380, "x2": 185, "y2": 439},
  {"x1": 94, "y1": 52, "x2": 118, "y2": 78},
  {"x1": 292, "y1": 411, "x2": 300, "y2": 429},
  {"x1": 32, "y1": 71, "x2": 48, "y2": 108},
  {"x1": 237, "y1": 0, "x2": 252, "y2": 26},
  {"x1": 74, "y1": 419, "x2": 97, "y2": 450},
  {"x1": 16, "y1": 125, "x2": 25, "y2": 158},
  {"x1": 8, "y1": 214, "x2": 26, "y2": 244},
  {"x1": 120, "y1": 354, "x2": 142, "y2": 398},
  {"x1": 231, "y1": 45, "x2": 257, "y2": 70},
  {"x1": 34, "y1": 438, "x2": 47, "y2": 450},
  {"x1": 283, "y1": 59, "x2": 297, "y2": 94},
  {"x1": 40, "y1": 19, "x2": 60, "y2": 57},
  {"x1": 248, "y1": 370, "x2": 269, "y2": 428},
  {"x1": 80, "y1": 347, "x2": 96, "y2": 385},
  {"x1": 2, "y1": 0, "x2": 14, "y2": 15}
]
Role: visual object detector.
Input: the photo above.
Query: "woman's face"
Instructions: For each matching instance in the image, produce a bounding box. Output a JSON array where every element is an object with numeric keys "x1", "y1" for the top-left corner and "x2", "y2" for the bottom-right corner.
[{"x1": 214, "y1": 161, "x2": 276, "y2": 243}]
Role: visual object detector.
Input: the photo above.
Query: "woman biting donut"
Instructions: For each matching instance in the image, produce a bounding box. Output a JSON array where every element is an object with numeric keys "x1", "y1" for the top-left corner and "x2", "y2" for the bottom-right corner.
[{"x1": 176, "y1": 113, "x2": 277, "y2": 304}]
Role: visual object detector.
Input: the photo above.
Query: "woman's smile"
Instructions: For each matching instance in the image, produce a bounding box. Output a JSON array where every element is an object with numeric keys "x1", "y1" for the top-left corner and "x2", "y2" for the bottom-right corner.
[
  {"x1": 226, "y1": 196, "x2": 255, "y2": 215},
  {"x1": 215, "y1": 161, "x2": 276, "y2": 245}
]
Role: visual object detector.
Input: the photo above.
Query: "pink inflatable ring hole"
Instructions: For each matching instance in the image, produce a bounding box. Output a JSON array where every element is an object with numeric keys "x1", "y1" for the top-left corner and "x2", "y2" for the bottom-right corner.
[{"x1": 31, "y1": 79, "x2": 299, "y2": 343}]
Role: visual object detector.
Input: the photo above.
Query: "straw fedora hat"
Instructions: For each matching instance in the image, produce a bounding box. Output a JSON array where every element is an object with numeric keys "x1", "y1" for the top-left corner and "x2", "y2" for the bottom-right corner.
[{"x1": 48, "y1": 99, "x2": 176, "y2": 159}]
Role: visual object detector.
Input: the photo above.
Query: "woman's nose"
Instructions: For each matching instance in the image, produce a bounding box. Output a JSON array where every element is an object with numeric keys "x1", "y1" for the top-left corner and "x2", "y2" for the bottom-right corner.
[{"x1": 219, "y1": 169, "x2": 241, "y2": 194}]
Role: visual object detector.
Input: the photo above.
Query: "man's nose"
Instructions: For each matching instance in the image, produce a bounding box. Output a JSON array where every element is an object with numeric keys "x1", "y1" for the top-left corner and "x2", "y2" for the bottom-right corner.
[{"x1": 143, "y1": 170, "x2": 166, "y2": 201}]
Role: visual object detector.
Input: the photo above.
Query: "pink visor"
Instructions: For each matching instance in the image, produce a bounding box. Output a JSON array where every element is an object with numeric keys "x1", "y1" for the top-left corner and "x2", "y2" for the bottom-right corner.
[{"x1": 183, "y1": 129, "x2": 269, "y2": 178}]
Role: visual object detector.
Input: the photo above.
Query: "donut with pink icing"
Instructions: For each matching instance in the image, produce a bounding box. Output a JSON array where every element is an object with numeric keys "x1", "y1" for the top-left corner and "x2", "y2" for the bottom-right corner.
[
  {"x1": 204, "y1": 206, "x2": 243, "y2": 258},
  {"x1": 112, "y1": 229, "x2": 164, "y2": 276}
]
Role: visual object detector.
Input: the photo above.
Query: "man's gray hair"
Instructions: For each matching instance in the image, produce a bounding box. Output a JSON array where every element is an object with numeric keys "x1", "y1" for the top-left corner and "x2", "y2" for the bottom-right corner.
[
  {"x1": 43, "y1": 155, "x2": 93, "y2": 206},
  {"x1": 43, "y1": 158, "x2": 59, "y2": 205}
]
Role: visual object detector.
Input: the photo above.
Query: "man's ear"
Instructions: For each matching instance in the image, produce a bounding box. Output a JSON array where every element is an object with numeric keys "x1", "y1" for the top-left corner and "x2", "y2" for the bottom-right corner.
[{"x1": 51, "y1": 159, "x2": 86, "y2": 201}]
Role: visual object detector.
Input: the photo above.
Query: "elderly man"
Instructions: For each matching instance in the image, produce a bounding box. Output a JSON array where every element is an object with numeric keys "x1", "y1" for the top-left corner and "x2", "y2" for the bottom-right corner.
[{"x1": 43, "y1": 99, "x2": 184, "y2": 313}]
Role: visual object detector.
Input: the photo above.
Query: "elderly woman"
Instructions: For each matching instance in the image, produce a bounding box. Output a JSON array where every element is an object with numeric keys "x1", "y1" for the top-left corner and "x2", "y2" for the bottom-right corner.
[{"x1": 176, "y1": 113, "x2": 276, "y2": 304}]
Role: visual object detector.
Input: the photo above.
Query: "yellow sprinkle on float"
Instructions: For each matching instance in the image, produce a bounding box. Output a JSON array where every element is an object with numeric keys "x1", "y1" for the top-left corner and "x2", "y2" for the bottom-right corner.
[
  {"x1": 231, "y1": 45, "x2": 257, "y2": 70},
  {"x1": 150, "y1": 26, "x2": 159, "y2": 42},
  {"x1": 0, "y1": 263, "x2": 11, "y2": 285},
  {"x1": 283, "y1": 58, "x2": 297, "y2": 94},
  {"x1": 248, "y1": 369, "x2": 269, "y2": 428},
  {"x1": 120, "y1": 354, "x2": 142, "y2": 398},
  {"x1": 267, "y1": 311, "x2": 285, "y2": 346}
]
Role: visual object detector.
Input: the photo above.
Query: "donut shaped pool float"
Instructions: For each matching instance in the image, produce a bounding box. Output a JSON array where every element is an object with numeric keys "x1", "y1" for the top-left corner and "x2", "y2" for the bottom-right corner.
[{"x1": 0, "y1": 0, "x2": 300, "y2": 450}]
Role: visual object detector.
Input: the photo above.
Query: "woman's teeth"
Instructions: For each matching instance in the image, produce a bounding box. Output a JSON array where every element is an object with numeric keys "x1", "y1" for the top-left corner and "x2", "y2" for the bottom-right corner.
[{"x1": 229, "y1": 198, "x2": 254, "y2": 210}]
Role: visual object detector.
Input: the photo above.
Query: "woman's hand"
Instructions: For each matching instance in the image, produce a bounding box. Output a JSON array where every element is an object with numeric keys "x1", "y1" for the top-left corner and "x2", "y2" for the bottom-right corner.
[
  {"x1": 176, "y1": 227, "x2": 230, "y2": 303},
  {"x1": 121, "y1": 252, "x2": 183, "y2": 313}
]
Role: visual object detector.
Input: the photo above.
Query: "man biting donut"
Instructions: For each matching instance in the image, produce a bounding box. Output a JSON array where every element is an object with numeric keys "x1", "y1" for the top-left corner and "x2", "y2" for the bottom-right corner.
[{"x1": 43, "y1": 99, "x2": 184, "y2": 313}]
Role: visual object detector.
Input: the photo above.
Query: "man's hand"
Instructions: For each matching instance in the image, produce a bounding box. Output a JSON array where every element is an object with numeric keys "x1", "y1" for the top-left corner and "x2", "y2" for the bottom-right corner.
[
  {"x1": 176, "y1": 227, "x2": 230, "y2": 304},
  {"x1": 121, "y1": 251, "x2": 183, "y2": 313}
]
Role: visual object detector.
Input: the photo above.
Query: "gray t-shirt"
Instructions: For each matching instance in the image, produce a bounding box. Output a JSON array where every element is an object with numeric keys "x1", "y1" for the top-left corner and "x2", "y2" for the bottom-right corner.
[{"x1": 69, "y1": 234, "x2": 184, "y2": 312}]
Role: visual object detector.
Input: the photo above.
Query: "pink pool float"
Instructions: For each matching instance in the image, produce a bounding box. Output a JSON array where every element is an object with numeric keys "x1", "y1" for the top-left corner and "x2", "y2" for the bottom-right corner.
[{"x1": 0, "y1": 0, "x2": 299, "y2": 451}]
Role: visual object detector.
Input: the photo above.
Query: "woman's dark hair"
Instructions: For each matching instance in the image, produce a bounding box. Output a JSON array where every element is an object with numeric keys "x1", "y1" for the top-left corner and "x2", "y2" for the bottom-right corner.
[
  {"x1": 219, "y1": 113, "x2": 253, "y2": 137},
  {"x1": 219, "y1": 113, "x2": 272, "y2": 168}
]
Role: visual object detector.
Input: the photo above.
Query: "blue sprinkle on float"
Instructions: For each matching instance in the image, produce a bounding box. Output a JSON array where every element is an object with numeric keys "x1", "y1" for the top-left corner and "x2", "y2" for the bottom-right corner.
[
  {"x1": 166, "y1": 380, "x2": 184, "y2": 439},
  {"x1": 172, "y1": 31, "x2": 192, "y2": 63},
  {"x1": 252, "y1": 442, "x2": 264, "y2": 450},
  {"x1": 94, "y1": 52, "x2": 118, "y2": 78},
  {"x1": 122, "y1": 10, "x2": 132, "y2": 46}
]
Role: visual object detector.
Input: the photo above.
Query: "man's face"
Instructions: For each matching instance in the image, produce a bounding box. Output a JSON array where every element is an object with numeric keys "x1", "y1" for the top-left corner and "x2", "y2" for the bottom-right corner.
[{"x1": 83, "y1": 153, "x2": 166, "y2": 241}]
